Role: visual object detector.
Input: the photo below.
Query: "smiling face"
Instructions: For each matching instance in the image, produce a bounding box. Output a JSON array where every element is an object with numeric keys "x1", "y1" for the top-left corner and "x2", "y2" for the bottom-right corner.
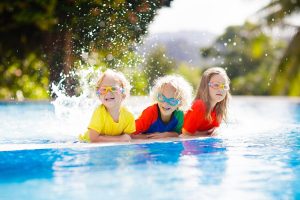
[
  {"x1": 157, "y1": 83, "x2": 180, "y2": 118},
  {"x1": 208, "y1": 74, "x2": 229, "y2": 104},
  {"x1": 98, "y1": 74, "x2": 124, "y2": 109}
]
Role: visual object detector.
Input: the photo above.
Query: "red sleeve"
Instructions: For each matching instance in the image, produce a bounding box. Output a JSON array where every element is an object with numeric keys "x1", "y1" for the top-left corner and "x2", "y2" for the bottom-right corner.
[
  {"x1": 183, "y1": 100, "x2": 205, "y2": 134},
  {"x1": 134, "y1": 104, "x2": 157, "y2": 134}
]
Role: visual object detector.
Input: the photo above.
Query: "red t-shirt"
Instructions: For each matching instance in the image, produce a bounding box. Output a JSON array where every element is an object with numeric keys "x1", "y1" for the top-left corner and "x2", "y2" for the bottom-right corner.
[
  {"x1": 183, "y1": 99, "x2": 220, "y2": 134},
  {"x1": 134, "y1": 104, "x2": 159, "y2": 134}
]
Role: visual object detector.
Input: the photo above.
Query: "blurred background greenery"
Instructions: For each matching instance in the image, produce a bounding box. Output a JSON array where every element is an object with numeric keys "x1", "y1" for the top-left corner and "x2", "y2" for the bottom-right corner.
[{"x1": 0, "y1": 0, "x2": 299, "y2": 100}]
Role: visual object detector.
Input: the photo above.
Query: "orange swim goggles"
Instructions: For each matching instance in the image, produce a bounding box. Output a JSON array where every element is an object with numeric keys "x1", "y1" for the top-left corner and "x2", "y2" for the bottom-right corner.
[
  {"x1": 96, "y1": 86, "x2": 124, "y2": 95},
  {"x1": 208, "y1": 82, "x2": 230, "y2": 91}
]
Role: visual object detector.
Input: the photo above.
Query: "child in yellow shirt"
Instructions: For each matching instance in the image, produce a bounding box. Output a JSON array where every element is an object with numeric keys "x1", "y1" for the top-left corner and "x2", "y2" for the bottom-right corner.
[{"x1": 79, "y1": 69, "x2": 135, "y2": 143}]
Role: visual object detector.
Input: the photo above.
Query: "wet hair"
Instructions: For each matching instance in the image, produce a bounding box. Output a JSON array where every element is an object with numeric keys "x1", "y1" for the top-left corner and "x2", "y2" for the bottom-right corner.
[
  {"x1": 96, "y1": 69, "x2": 131, "y2": 98},
  {"x1": 195, "y1": 67, "x2": 230, "y2": 122},
  {"x1": 150, "y1": 75, "x2": 193, "y2": 111}
]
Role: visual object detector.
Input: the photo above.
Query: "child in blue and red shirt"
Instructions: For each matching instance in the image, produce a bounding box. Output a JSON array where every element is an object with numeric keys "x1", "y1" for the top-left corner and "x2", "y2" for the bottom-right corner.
[{"x1": 132, "y1": 75, "x2": 193, "y2": 139}]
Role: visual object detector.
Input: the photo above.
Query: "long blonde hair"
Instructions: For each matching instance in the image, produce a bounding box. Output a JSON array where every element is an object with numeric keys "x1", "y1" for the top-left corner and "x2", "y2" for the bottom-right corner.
[{"x1": 194, "y1": 67, "x2": 230, "y2": 122}]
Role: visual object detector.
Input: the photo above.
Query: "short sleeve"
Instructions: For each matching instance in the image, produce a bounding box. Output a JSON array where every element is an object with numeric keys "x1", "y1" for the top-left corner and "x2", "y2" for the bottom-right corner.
[
  {"x1": 134, "y1": 105, "x2": 157, "y2": 134},
  {"x1": 173, "y1": 110, "x2": 184, "y2": 134},
  {"x1": 88, "y1": 106, "x2": 104, "y2": 133},
  {"x1": 123, "y1": 112, "x2": 136, "y2": 134},
  {"x1": 183, "y1": 100, "x2": 205, "y2": 134}
]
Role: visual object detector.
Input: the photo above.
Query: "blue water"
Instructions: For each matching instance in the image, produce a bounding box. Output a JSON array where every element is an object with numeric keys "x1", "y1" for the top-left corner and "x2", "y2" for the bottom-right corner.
[{"x1": 0, "y1": 97, "x2": 299, "y2": 200}]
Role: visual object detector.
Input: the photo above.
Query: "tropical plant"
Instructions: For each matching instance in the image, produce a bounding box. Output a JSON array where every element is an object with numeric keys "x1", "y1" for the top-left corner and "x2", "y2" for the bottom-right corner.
[
  {"x1": 258, "y1": 0, "x2": 300, "y2": 95},
  {"x1": 0, "y1": 0, "x2": 173, "y2": 99},
  {"x1": 143, "y1": 45, "x2": 175, "y2": 89},
  {"x1": 200, "y1": 22, "x2": 286, "y2": 95}
]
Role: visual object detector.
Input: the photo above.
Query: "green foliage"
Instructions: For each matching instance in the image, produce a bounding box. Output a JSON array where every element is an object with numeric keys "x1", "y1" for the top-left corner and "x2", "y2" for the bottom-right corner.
[
  {"x1": 200, "y1": 22, "x2": 286, "y2": 95},
  {"x1": 258, "y1": 0, "x2": 300, "y2": 96},
  {"x1": 175, "y1": 63, "x2": 201, "y2": 90},
  {"x1": 129, "y1": 70, "x2": 148, "y2": 95},
  {"x1": 0, "y1": 53, "x2": 49, "y2": 99},
  {"x1": 0, "y1": 0, "x2": 172, "y2": 99},
  {"x1": 143, "y1": 46, "x2": 175, "y2": 88},
  {"x1": 271, "y1": 31, "x2": 300, "y2": 96},
  {"x1": 115, "y1": 51, "x2": 148, "y2": 95},
  {"x1": 259, "y1": 0, "x2": 300, "y2": 26}
]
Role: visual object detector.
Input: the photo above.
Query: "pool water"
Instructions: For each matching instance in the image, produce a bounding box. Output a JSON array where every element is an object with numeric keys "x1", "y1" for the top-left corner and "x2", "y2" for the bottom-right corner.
[{"x1": 0, "y1": 97, "x2": 299, "y2": 199}]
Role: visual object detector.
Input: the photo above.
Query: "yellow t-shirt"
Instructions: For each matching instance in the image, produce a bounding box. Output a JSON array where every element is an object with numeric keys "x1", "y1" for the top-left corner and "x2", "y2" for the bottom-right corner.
[{"x1": 79, "y1": 104, "x2": 136, "y2": 142}]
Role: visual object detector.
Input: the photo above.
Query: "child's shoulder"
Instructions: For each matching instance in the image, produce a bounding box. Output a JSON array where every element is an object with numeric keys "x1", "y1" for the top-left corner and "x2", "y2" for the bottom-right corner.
[
  {"x1": 94, "y1": 104, "x2": 106, "y2": 112},
  {"x1": 143, "y1": 104, "x2": 158, "y2": 113},
  {"x1": 121, "y1": 105, "x2": 132, "y2": 113},
  {"x1": 191, "y1": 99, "x2": 206, "y2": 111},
  {"x1": 174, "y1": 109, "x2": 184, "y2": 114},
  {"x1": 120, "y1": 106, "x2": 135, "y2": 117},
  {"x1": 173, "y1": 109, "x2": 184, "y2": 118},
  {"x1": 136, "y1": 104, "x2": 158, "y2": 121}
]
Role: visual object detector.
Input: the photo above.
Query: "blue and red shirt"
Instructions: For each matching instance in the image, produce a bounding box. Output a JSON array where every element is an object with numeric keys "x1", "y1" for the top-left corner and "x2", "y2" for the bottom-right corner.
[{"x1": 135, "y1": 104, "x2": 184, "y2": 134}]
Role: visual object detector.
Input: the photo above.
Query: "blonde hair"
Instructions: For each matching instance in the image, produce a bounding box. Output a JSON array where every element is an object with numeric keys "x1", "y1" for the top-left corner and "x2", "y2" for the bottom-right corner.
[
  {"x1": 195, "y1": 67, "x2": 230, "y2": 122},
  {"x1": 96, "y1": 69, "x2": 131, "y2": 98},
  {"x1": 150, "y1": 75, "x2": 193, "y2": 111}
]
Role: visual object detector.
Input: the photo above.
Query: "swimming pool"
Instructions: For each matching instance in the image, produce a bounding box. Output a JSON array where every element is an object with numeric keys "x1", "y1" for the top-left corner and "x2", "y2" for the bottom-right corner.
[{"x1": 0, "y1": 97, "x2": 299, "y2": 199}]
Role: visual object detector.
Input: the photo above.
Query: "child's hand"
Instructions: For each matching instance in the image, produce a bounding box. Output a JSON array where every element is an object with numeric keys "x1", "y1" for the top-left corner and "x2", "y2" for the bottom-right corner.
[
  {"x1": 147, "y1": 132, "x2": 165, "y2": 139},
  {"x1": 147, "y1": 132, "x2": 178, "y2": 139},
  {"x1": 131, "y1": 134, "x2": 149, "y2": 139},
  {"x1": 179, "y1": 133, "x2": 198, "y2": 138},
  {"x1": 119, "y1": 134, "x2": 131, "y2": 142},
  {"x1": 207, "y1": 127, "x2": 216, "y2": 135},
  {"x1": 182, "y1": 128, "x2": 217, "y2": 137}
]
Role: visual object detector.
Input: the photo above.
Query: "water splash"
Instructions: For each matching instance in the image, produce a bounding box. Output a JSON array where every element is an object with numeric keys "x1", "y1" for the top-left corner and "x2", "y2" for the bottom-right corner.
[{"x1": 48, "y1": 67, "x2": 103, "y2": 142}]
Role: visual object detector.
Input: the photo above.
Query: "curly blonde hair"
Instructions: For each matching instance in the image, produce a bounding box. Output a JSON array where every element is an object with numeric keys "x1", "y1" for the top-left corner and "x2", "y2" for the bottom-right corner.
[
  {"x1": 150, "y1": 75, "x2": 193, "y2": 111},
  {"x1": 96, "y1": 69, "x2": 131, "y2": 98}
]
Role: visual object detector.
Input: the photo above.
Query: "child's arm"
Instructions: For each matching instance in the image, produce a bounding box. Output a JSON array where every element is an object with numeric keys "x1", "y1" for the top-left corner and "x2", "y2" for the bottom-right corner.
[
  {"x1": 134, "y1": 105, "x2": 156, "y2": 135},
  {"x1": 181, "y1": 128, "x2": 216, "y2": 137},
  {"x1": 89, "y1": 129, "x2": 131, "y2": 143},
  {"x1": 131, "y1": 134, "x2": 149, "y2": 139},
  {"x1": 147, "y1": 132, "x2": 179, "y2": 139}
]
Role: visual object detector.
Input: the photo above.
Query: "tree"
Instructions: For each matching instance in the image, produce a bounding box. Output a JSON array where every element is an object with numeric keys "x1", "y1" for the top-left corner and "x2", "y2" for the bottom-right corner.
[
  {"x1": 0, "y1": 0, "x2": 173, "y2": 98},
  {"x1": 258, "y1": 0, "x2": 300, "y2": 95},
  {"x1": 143, "y1": 46, "x2": 175, "y2": 90},
  {"x1": 200, "y1": 22, "x2": 286, "y2": 95}
]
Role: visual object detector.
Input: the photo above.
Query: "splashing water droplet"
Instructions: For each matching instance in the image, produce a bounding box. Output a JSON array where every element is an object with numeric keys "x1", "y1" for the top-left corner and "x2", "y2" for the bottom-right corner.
[{"x1": 106, "y1": 54, "x2": 114, "y2": 61}]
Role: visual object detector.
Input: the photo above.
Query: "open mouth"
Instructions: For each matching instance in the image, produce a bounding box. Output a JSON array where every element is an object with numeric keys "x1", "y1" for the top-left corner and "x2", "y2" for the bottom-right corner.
[
  {"x1": 161, "y1": 106, "x2": 171, "y2": 111},
  {"x1": 105, "y1": 97, "x2": 115, "y2": 101},
  {"x1": 216, "y1": 94, "x2": 223, "y2": 97}
]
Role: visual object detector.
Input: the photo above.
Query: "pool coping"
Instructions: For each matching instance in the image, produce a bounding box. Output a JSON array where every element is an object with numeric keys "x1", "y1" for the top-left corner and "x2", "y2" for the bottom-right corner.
[{"x1": 0, "y1": 136, "x2": 212, "y2": 152}]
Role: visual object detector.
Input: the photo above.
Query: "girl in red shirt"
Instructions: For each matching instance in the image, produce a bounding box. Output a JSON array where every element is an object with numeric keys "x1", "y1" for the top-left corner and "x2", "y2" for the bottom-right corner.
[{"x1": 182, "y1": 67, "x2": 231, "y2": 137}]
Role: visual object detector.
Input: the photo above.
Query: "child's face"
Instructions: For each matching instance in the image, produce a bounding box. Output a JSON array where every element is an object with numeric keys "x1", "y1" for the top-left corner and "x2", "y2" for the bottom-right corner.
[
  {"x1": 157, "y1": 84, "x2": 180, "y2": 117},
  {"x1": 208, "y1": 74, "x2": 229, "y2": 103},
  {"x1": 98, "y1": 75, "x2": 124, "y2": 109}
]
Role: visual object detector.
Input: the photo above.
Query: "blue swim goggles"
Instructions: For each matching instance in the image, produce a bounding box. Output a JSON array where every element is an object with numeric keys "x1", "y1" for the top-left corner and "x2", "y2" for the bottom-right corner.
[{"x1": 157, "y1": 93, "x2": 181, "y2": 106}]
